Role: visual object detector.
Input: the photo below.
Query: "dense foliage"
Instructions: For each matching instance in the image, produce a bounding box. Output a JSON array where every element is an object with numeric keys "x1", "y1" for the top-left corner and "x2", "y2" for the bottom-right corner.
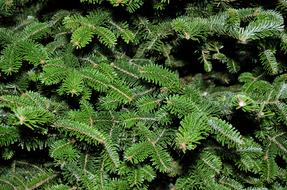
[{"x1": 0, "y1": 0, "x2": 286, "y2": 189}]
